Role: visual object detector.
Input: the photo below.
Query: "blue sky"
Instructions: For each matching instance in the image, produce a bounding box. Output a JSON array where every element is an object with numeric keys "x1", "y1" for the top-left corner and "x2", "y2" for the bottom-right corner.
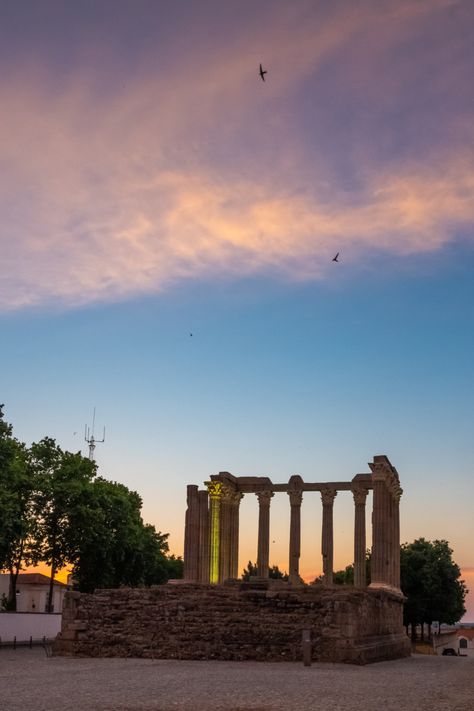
[{"x1": 0, "y1": 0, "x2": 473, "y2": 615}]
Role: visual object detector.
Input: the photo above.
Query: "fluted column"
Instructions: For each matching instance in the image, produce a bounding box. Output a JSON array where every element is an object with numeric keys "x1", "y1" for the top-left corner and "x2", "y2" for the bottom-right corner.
[
  {"x1": 321, "y1": 487, "x2": 337, "y2": 586},
  {"x1": 257, "y1": 491, "x2": 273, "y2": 577},
  {"x1": 352, "y1": 486, "x2": 368, "y2": 588},
  {"x1": 206, "y1": 481, "x2": 222, "y2": 583},
  {"x1": 370, "y1": 476, "x2": 387, "y2": 586},
  {"x1": 392, "y1": 486, "x2": 402, "y2": 590},
  {"x1": 218, "y1": 485, "x2": 234, "y2": 582},
  {"x1": 198, "y1": 489, "x2": 209, "y2": 582},
  {"x1": 184, "y1": 485, "x2": 200, "y2": 580},
  {"x1": 229, "y1": 492, "x2": 243, "y2": 579},
  {"x1": 288, "y1": 490, "x2": 303, "y2": 584}
]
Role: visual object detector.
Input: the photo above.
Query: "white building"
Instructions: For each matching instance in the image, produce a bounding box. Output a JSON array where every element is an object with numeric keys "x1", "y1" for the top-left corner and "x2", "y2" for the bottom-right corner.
[
  {"x1": 0, "y1": 572, "x2": 68, "y2": 613},
  {"x1": 435, "y1": 626, "x2": 474, "y2": 657}
]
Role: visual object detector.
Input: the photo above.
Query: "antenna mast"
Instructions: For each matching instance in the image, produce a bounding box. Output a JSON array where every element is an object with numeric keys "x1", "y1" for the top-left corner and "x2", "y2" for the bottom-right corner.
[{"x1": 84, "y1": 407, "x2": 105, "y2": 461}]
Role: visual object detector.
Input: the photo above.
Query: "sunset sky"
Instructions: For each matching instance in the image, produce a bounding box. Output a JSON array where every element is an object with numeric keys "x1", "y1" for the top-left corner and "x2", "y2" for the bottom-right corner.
[{"x1": 1, "y1": 0, "x2": 473, "y2": 619}]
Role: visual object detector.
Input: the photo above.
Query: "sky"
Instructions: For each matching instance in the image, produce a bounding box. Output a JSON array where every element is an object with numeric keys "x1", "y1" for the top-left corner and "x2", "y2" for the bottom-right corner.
[{"x1": 0, "y1": 0, "x2": 473, "y2": 619}]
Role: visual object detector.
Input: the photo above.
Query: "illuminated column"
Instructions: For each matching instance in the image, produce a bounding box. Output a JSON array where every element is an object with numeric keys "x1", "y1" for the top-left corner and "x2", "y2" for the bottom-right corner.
[
  {"x1": 198, "y1": 489, "x2": 209, "y2": 582},
  {"x1": 183, "y1": 485, "x2": 200, "y2": 580},
  {"x1": 229, "y1": 492, "x2": 243, "y2": 579},
  {"x1": 321, "y1": 487, "x2": 337, "y2": 586},
  {"x1": 352, "y1": 486, "x2": 368, "y2": 588},
  {"x1": 206, "y1": 481, "x2": 222, "y2": 583},
  {"x1": 257, "y1": 491, "x2": 273, "y2": 577},
  {"x1": 288, "y1": 490, "x2": 303, "y2": 584}
]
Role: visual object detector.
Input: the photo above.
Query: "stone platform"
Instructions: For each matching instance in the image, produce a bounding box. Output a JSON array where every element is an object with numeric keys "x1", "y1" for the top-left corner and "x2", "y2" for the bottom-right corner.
[{"x1": 54, "y1": 581, "x2": 411, "y2": 665}]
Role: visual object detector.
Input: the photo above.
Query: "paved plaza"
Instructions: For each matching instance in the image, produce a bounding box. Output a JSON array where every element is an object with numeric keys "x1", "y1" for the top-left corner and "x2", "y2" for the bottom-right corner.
[{"x1": 1, "y1": 648, "x2": 473, "y2": 711}]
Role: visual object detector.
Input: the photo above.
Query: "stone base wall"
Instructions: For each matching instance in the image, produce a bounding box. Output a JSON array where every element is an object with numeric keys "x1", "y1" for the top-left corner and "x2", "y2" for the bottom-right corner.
[{"x1": 53, "y1": 582, "x2": 411, "y2": 665}]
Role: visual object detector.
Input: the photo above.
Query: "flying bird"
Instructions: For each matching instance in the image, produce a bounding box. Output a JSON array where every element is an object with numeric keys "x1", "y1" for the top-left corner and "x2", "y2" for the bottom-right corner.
[
  {"x1": 259, "y1": 63, "x2": 267, "y2": 81},
  {"x1": 190, "y1": 333, "x2": 193, "y2": 337},
  {"x1": 332, "y1": 252, "x2": 340, "y2": 262}
]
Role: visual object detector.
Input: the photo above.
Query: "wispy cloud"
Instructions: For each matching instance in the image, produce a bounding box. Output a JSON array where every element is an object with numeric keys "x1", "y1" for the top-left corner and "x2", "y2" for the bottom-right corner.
[{"x1": 0, "y1": 0, "x2": 472, "y2": 310}]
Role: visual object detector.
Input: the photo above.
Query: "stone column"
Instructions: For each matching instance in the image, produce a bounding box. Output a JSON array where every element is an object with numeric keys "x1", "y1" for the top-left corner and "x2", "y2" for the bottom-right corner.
[
  {"x1": 206, "y1": 481, "x2": 222, "y2": 583},
  {"x1": 392, "y1": 486, "x2": 402, "y2": 590},
  {"x1": 370, "y1": 475, "x2": 387, "y2": 587},
  {"x1": 198, "y1": 489, "x2": 209, "y2": 582},
  {"x1": 219, "y1": 486, "x2": 233, "y2": 582},
  {"x1": 257, "y1": 491, "x2": 273, "y2": 577},
  {"x1": 321, "y1": 487, "x2": 337, "y2": 586},
  {"x1": 352, "y1": 486, "x2": 368, "y2": 588},
  {"x1": 288, "y1": 490, "x2": 303, "y2": 584},
  {"x1": 229, "y1": 492, "x2": 243, "y2": 579},
  {"x1": 183, "y1": 485, "x2": 200, "y2": 580}
]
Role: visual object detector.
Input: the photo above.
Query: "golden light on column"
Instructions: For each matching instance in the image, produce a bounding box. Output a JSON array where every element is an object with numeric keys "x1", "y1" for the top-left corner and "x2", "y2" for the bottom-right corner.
[{"x1": 206, "y1": 481, "x2": 222, "y2": 583}]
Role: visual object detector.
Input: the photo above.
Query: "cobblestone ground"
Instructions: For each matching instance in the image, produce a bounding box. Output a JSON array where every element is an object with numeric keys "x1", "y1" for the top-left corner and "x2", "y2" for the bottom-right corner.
[{"x1": 1, "y1": 648, "x2": 473, "y2": 711}]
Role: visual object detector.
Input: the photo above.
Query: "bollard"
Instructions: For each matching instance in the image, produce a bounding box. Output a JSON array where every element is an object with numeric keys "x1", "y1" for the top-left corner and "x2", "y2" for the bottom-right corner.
[
  {"x1": 13, "y1": 636, "x2": 16, "y2": 650},
  {"x1": 29, "y1": 636, "x2": 33, "y2": 649},
  {"x1": 302, "y1": 628, "x2": 311, "y2": 667}
]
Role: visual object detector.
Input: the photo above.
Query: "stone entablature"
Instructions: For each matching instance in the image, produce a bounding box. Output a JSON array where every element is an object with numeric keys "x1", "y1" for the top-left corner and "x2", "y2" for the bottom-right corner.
[
  {"x1": 54, "y1": 582, "x2": 411, "y2": 664},
  {"x1": 184, "y1": 455, "x2": 403, "y2": 593}
]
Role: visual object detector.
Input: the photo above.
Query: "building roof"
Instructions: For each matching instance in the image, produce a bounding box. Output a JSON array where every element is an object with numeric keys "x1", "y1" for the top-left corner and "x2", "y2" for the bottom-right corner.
[{"x1": 16, "y1": 573, "x2": 68, "y2": 587}]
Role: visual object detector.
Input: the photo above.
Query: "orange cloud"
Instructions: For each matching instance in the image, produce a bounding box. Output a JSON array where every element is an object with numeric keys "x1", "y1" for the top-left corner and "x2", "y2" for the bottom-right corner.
[{"x1": 0, "y1": 0, "x2": 471, "y2": 311}]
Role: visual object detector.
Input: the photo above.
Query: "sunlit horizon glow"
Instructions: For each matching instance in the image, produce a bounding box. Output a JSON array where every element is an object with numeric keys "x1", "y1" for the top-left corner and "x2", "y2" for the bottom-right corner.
[{"x1": 1, "y1": 0, "x2": 473, "y2": 623}]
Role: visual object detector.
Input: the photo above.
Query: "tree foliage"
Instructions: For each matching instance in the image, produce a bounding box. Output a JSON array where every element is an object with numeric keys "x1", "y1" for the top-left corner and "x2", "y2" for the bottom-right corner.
[
  {"x1": 0, "y1": 406, "x2": 36, "y2": 609},
  {"x1": 400, "y1": 538, "x2": 467, "y2": 631},
  {"x1": 0, "y1": 407, "x2": 183, "y2": 603},
  {"x1": 241, "y1": 561, "x2": 289, "y2": 581}
]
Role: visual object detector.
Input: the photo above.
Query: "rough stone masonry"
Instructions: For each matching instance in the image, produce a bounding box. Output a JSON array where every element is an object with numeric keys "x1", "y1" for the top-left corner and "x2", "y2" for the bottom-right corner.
[{"x1": 54, "y1": 581, "x2": 410, "y2": 664}]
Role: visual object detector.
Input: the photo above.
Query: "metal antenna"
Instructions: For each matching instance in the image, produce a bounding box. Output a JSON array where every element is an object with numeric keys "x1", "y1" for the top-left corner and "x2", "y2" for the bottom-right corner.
[{"x1": 84, "y1": 407, "x2": 105, "y2": 461}]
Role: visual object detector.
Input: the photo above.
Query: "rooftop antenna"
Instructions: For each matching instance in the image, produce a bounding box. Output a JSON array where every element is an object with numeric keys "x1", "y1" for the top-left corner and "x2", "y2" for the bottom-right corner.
[{"x1": 84, "y1": 407, "x2": 105, "y2": 461}]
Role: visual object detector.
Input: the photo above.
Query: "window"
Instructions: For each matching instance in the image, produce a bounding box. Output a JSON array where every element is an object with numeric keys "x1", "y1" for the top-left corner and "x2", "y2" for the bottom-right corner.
[{"x1": 459, "y1": 638, "x2": 468, "y2": 649}]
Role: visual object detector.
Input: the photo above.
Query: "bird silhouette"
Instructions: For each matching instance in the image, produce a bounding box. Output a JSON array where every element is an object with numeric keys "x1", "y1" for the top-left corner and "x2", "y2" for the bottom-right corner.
[
  {"x1": 259, "y1": 63, "x2": 267, "y2": 81},
  {"x1": 332, "y1": 252, "x2": 340, "y2": 262},
  {"x1": 189, "y1": 333, "x2": 193, "y2": 337}
]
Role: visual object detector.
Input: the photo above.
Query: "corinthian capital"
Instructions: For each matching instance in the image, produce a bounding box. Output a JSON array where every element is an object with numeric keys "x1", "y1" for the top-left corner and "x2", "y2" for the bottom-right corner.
[
  {"x1": 320, "y1": 487, "x2": 337, "y2": 506},
  {"x1": 288, "y1": 490, "x2": 303, "y2": 507},
  {"x1": 352, "y1": 486, "x2": 368, "y2": 506},
  {"x1": 205, "y1": 481, "x2": 223, "y2": 500},
  {"x1": 257, "y1": 491, "x2": 274, "y2": 506}
]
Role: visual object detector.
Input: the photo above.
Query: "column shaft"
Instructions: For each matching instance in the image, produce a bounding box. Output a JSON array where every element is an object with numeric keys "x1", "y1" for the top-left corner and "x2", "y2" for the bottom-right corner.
[
  {"x1": 184, "y1": 485, "x2": 200, "y2": 580},
  {"x1": 288, "y1": 490, "x2": 303, "y2": 584},
  {"x1": 352, "y1": 487, "x2": 368, "y2": 588},
  {"x1": 321, "y1": 488, "x2": 337, "y2": 586},
  {"x1": 198, "y1": 489, "x2": 209, "y2": 582},
  {"x1": 206, "y1": 481, "x2": 222, "y2": 583},
  {"x1": 257, "y1": 491, "x2": 273, "y2": 577}
]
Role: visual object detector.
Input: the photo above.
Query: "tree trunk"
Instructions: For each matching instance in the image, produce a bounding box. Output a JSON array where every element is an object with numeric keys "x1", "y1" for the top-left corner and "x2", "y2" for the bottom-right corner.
[
  {"x1": 411, "y1": 623, "x2": 417, "y2": 641},
  {"x1": 8, "y1": 566, "x2": 19, "y2": 611},
  {"x1": 47, "y1": 561, "x2": 56, "y2": 613}
]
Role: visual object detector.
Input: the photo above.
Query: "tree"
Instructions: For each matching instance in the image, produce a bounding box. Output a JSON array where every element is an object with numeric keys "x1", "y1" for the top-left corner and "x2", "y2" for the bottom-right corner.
[
  {"x1": 0, "y1": 406, "x2": 36, "y2": 610},
  {"x1": 314, "y1": 551, "x2": 371, "y2": 586},
  {"x1": 241, "y1": 561, "x2": 289, "y2": 581},
  {"x1": 400, "y1": 538, "x2": 467, "y2": 638},
  {"x1": 69, "y1": 477, "x2": 181, "y2": 592},
  {"x1": 28, "y1": 438, "x2": 96, "y2": 611}
]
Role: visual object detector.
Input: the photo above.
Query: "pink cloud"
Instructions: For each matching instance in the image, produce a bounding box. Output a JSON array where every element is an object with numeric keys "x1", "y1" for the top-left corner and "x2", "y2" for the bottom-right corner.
[{"x1": 0, "y1": 0, "x2": 472, "y2": 311}]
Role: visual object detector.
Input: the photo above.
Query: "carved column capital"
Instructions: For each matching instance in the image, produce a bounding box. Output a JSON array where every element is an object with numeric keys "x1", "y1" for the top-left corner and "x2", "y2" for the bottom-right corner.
[
  {"x1": 352, "y1": 486, "x2": 368, "y2": 506},
  {"x1": 229, "y1": 491, "x2": 244, "y2": 506},
  {"x1": 320, "y1": 487, "x2": 337, "y2": 506},
  {"x1": 257, "y1": 490, "x2": 274, "y2": 506},
  {"x1": 288, "y1": 490, "x2": 303, "y2": 507},
  {"x1": 206, "y1": 481, "x2": 223, "y2": 500}
]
